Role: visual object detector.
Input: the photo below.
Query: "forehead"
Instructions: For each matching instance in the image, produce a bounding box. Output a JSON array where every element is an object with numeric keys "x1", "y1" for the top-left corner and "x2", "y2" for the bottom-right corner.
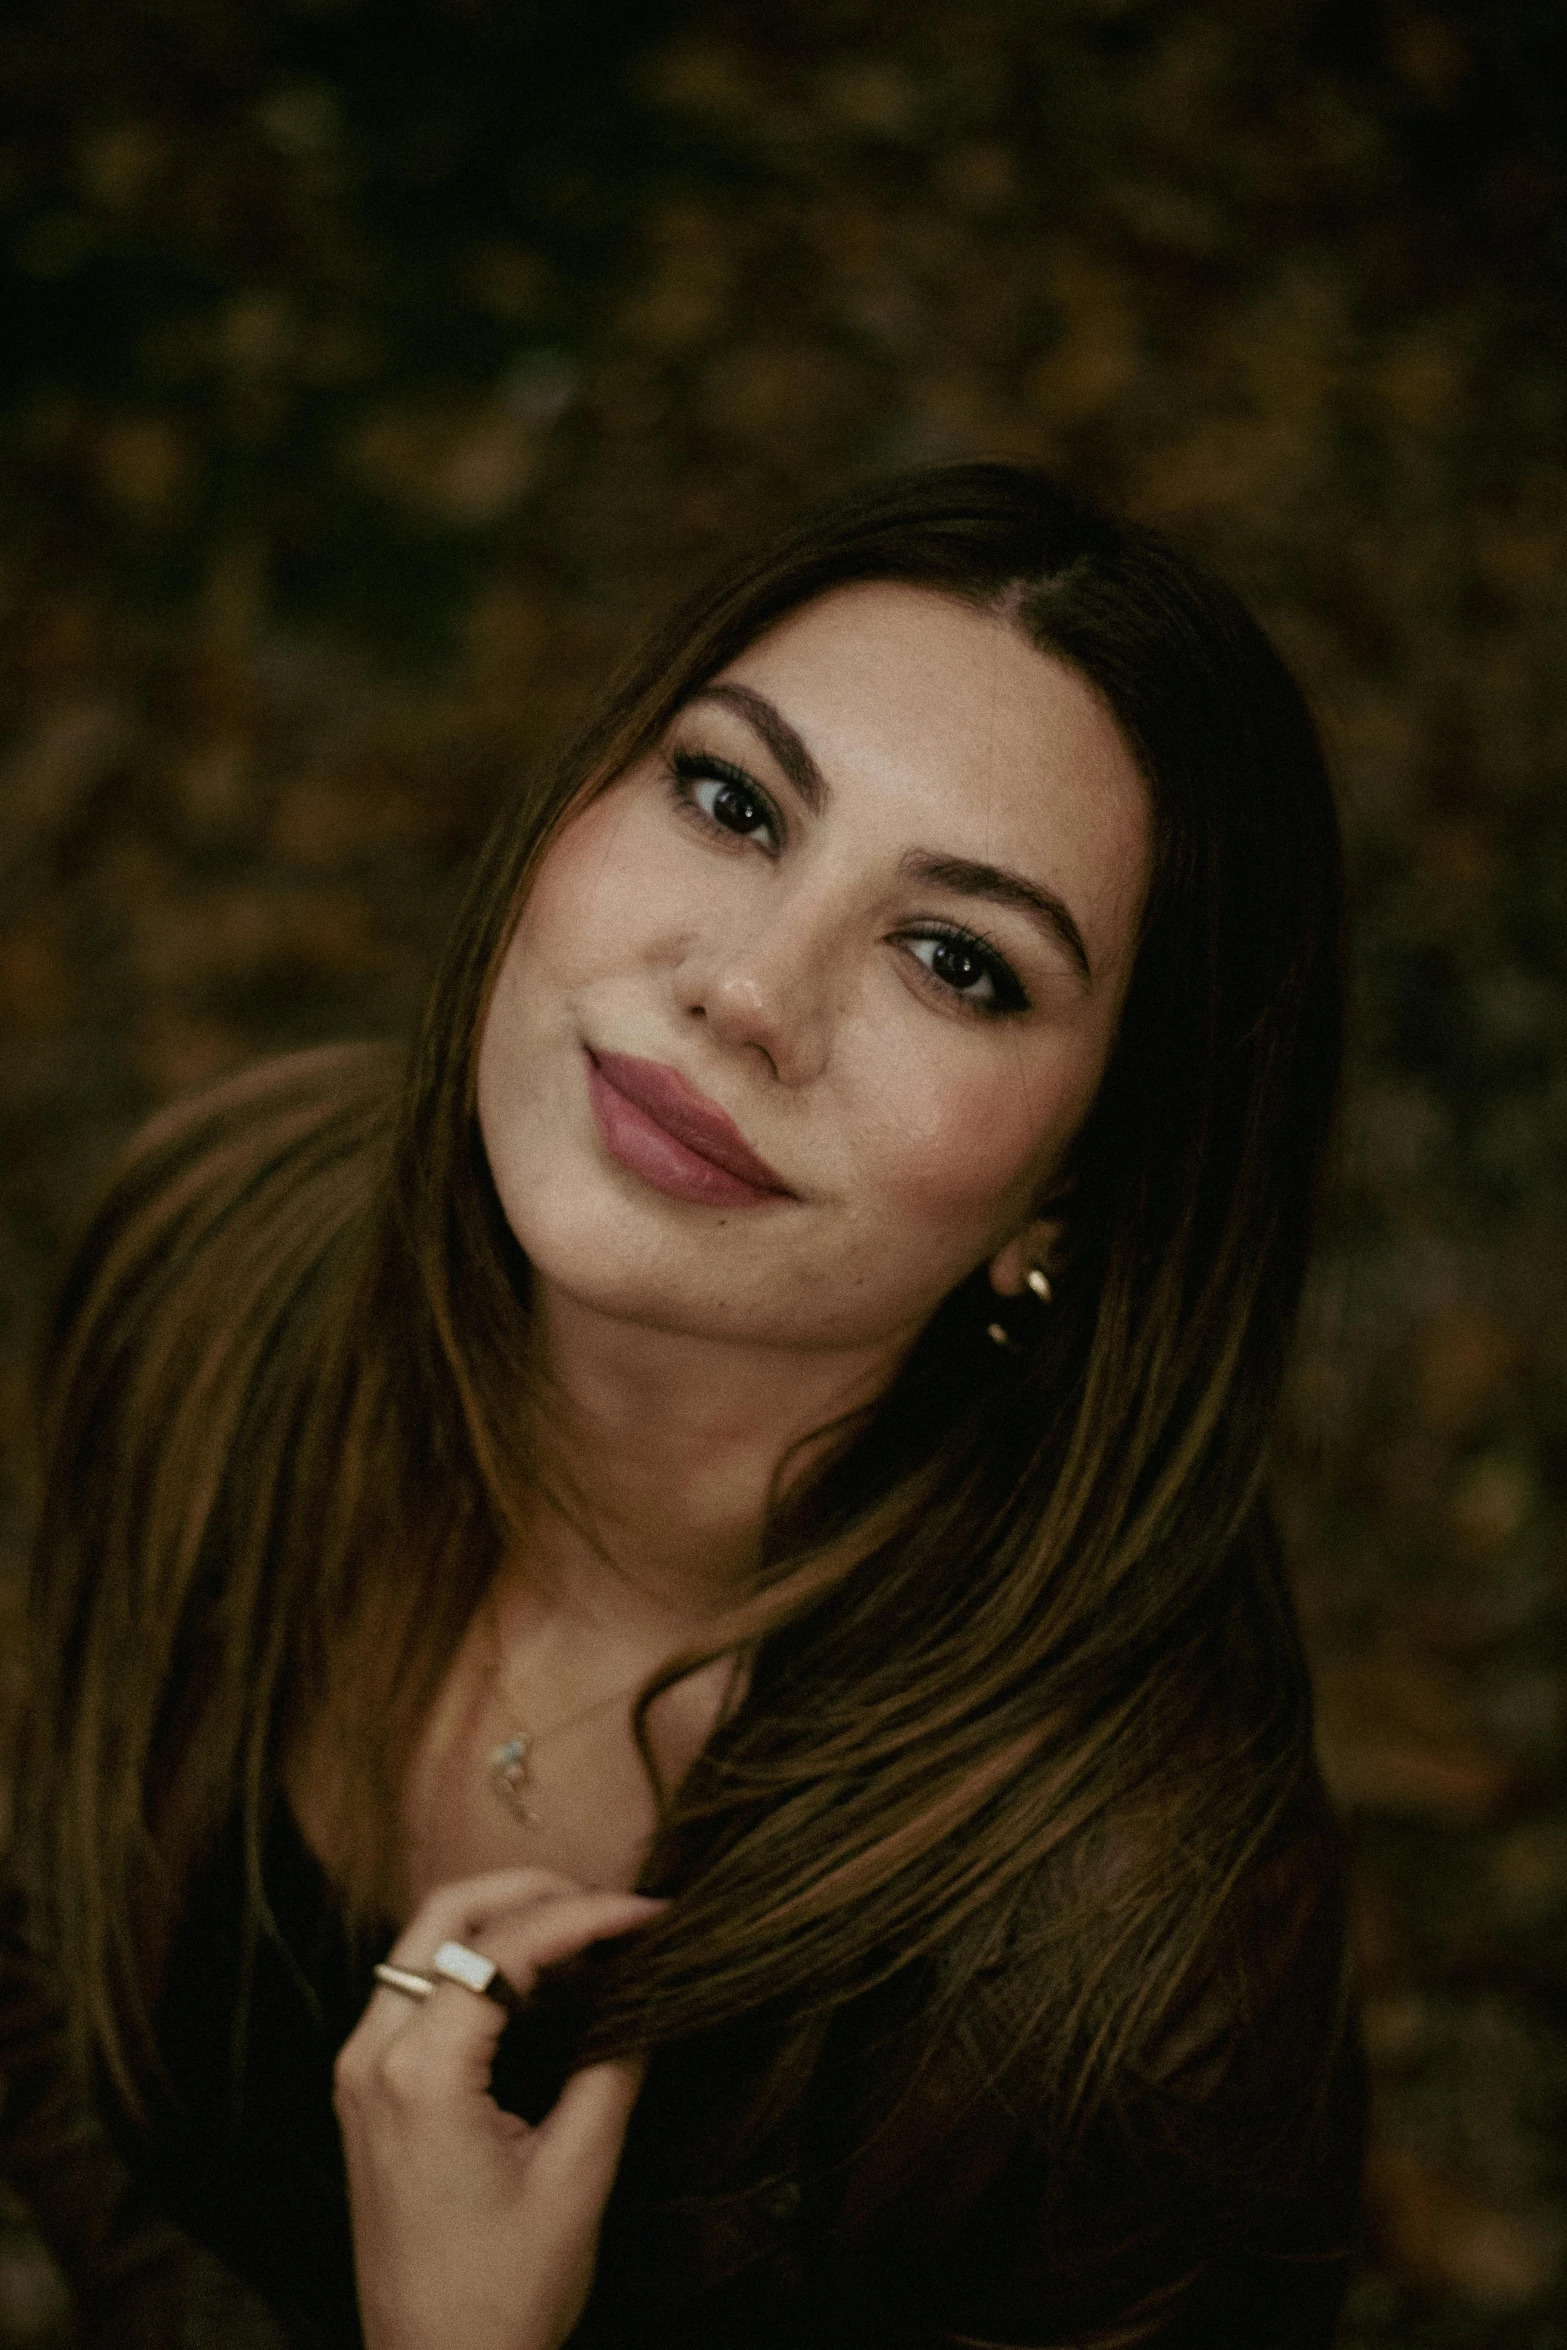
[
  {"x1": 719, "y1": 582, "x2": 1135, "y2": 793},
  {"x1": 711, "y1": 581, "x2": 1150, "y2": 929}
]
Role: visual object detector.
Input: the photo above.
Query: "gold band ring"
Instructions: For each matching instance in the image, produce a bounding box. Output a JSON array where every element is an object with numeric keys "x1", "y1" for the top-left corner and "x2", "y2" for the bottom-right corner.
[{"x1": 372, "y1": 1960, "x2": 436, "y2": 2002}]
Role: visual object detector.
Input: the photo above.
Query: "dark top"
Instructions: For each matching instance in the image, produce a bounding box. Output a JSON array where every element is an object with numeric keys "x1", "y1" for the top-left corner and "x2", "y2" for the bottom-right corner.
[{"x1": 1, "y1": 1783, "x2": 1365, "y2": 2349}]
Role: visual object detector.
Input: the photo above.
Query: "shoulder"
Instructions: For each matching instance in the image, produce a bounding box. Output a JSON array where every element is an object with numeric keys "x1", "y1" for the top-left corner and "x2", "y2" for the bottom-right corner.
[
  {"x1": 1119, "y1": 1764, "x2": 1365, "y2": 2251},
  {"x1": 832, "y1": 1768, "x2": 1363, "y2": 2345},
  {"x1": 22, "y1": 1045, "x2": 408, "y2": 2084},
  {"x1": 31, "y1": 1040, "x2": 404, "y2": 1663},
  {"x1": 41, "y1": 1042, "x2": 402, "y2": 1416},
  {"x1": 1000, "y1": 1741, "x2": 1361, "y2": 2171},
  {"x1": 1002, "y1": 1773, "x2": 1363, "y2": 2343},
  {"x1": 55, "y1": 1040, "x2": 401, "y2": 1304}
]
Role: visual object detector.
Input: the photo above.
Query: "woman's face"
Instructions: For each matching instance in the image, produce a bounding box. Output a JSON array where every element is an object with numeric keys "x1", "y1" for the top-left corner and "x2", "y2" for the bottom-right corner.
[{"x1": 477, "y1": 582, "x2": 1150, "y2": 1355}]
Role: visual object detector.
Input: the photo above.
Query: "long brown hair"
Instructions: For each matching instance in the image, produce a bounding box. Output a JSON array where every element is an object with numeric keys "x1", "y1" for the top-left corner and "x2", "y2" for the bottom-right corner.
[{"x1": 24, "y1": 464, "x2": 1344, "y2": 2157}]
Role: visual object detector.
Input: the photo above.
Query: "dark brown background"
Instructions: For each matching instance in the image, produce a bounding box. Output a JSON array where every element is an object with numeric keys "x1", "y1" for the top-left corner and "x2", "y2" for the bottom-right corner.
[{"x1": 1, "y1": 1, "x2": 1563, "y2": 2342}]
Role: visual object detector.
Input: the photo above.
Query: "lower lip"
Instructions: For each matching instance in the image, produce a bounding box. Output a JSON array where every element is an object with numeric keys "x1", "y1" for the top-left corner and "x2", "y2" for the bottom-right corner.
[{"x1": 584, "y1": 1054, "x2": 787, "y2": 1209}]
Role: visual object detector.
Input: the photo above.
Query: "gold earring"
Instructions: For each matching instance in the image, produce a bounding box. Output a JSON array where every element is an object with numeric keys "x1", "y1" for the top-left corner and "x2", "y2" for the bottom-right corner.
[{"x1": 987, "y1": 1265, "x2": 1054, "y2": 1348}]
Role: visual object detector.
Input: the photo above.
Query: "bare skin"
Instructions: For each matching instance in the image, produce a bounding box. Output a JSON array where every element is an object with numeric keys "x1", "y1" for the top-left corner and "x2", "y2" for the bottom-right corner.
[
  {"x1": 336, "y1": 1871, "x2": 665, "y2": 2350},
  {"x1": 334, "y1": 582, "x2": 1151, "y2": 2348}
]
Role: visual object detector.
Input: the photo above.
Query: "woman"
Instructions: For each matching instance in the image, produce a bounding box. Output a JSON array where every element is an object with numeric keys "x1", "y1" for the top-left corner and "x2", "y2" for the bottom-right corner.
[{"x1": 9, "y1": 463, "x2": 1362, "y2": 2349}]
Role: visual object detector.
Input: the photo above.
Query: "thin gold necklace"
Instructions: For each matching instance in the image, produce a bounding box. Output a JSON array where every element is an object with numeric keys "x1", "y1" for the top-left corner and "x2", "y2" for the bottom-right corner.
[{"x1": 486, "y1": 1627, "x2": 648, "y2": 1829}]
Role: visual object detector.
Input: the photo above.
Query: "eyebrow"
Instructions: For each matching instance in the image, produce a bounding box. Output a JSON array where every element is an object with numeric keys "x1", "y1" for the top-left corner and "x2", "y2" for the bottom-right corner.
[
  {"x1": 899, "y1": 851, "x2": 1092, "y2": 983},
  {"x1": 686, "y1": 683, "x2": 828, "y2": 815},
  {"x1": 685, "y1": 680, "x2": 1093, "y2": 984}
]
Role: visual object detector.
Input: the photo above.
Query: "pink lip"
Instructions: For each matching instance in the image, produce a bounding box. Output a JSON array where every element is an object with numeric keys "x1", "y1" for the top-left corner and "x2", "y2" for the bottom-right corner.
[{"x1": 585, "y1": 1049, "x2": 796, "y2": 1208}]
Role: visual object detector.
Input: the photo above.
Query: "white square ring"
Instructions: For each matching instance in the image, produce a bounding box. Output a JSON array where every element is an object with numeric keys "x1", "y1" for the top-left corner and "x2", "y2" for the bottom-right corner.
[{"x1": 431, "y1": 1938, "x2": 525, "y2": 2015}]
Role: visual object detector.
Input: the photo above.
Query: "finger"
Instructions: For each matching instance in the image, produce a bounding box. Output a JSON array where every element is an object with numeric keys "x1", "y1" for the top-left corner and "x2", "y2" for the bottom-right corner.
[
  {"x1": 529, "y1": 2059, "x2": 646, "y2": 2212},
  {"x1": 366, "y1": 1962, "x2": 515, "y2": 2107},
  {"x1": 538, "y1": 2057, "x2": 644, "y2": 2164},
  {"x1": 402, "y1": 1888, "x2": 665, "y2": 2063},
  {"x1": 362, "y1": 1865, "x2": 587, "y2": 2028},
  {"x1": 384, "y1": 1866, "x2": 586, "y2": 1971},
  {"x1": 351, "y1": 1893, "x2": 665, "y2": 2081},
  {"x1": 354, "y1": 1898, "x2": 657, "y2": 2105},
  {"x1": 472, "y1": 1890, "x2": 667, "y2": 1995}
]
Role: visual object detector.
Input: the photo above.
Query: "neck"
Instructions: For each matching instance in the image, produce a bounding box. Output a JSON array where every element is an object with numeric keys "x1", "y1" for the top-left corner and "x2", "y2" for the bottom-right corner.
[{"x1": 507, "y1": 1279, "x2": 906, "y2": 1636}]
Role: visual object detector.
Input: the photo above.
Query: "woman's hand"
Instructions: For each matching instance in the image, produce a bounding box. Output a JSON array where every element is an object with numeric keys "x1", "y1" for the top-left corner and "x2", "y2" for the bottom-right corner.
[{"x1": 334, "y1": 1866, "x2": 664, "y2": 2350}]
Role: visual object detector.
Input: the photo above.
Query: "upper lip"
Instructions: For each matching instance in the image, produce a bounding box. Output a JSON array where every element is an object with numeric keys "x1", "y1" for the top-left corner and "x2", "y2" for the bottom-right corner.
[{"x1": 587, "y1": 1049, "x2": 796, "y2": 1196}]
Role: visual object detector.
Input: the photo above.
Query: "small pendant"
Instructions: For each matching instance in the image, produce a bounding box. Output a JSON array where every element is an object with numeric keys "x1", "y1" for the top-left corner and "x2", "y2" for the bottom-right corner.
[{"x1": 489, "y1": 1733, "x2": 543, "y2": 1826}]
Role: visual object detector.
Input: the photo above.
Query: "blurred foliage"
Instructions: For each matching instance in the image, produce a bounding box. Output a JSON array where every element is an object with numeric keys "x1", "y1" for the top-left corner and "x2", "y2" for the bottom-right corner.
[
  {"x1": 0, "y1": 0, "x2": 701, "y2": 647},
  {"x1": 1, "y1": 1, "x2": 1565, "y2": 2344}
]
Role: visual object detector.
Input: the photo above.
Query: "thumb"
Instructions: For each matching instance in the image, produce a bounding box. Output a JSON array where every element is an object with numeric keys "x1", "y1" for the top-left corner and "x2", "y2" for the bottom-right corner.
[{"x1": 529, "y1": 2056, "x2": 645, "y2": 2207}]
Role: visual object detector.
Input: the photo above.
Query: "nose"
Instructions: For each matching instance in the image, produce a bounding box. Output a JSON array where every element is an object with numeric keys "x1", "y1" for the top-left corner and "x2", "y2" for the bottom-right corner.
[{"x1": 680, "y1": 902, "x2": 833, "y2": 1086}]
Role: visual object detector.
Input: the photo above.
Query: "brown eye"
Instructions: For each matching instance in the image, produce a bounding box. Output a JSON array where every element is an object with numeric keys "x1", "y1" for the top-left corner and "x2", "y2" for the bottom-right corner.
[
  {"x1": 929, "y1": 937, "x2": 984, "y2": 991},
  {"x1": 671, "y1": 751, "x2": 780, "y2": 847},
  {"x1": 904, "y1": 929, "x2": 1028, "y2": 1015},
  {"x1": 706, "y1": 777, "x2": 770, "y2": 837}
]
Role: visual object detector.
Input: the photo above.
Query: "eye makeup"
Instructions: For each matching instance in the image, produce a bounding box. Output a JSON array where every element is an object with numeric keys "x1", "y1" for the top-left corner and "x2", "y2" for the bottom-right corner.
[
  {"x1": 666, "y1": 742, "x2": 1032, "y2": 1016},
  {"x1": 670, "y1": 749, "x2": 783, "y2": 851}
]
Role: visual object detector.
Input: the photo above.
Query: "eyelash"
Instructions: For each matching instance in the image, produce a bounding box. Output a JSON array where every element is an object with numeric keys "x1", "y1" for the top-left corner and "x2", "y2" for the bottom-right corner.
[
  {"x1": 669, "y1": 750, "x2": 782, "y2": 850},
  {"x1": 666, "y1": 748, "x2": 1030, "y2": 1019},
  {"x1": 898, "y1": 923, "x2": 1031, "y2": 1017}
]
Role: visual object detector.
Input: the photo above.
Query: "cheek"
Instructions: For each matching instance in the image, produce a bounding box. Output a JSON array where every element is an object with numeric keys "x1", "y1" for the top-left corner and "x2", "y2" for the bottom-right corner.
[
  {"x1": 512, "y1": 804, "x2": 641, "y2": 987},
  {"x1": 855, "y1": 1034, "x2": 1101, "y2": 1244},
  {"x1": 509, "y1": 787, "x2": 693, "y2": 996}
]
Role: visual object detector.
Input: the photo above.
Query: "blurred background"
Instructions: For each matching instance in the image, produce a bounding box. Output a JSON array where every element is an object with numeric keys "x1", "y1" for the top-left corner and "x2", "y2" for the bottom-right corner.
[{"x1": 0, "y1": 0, "x2": 1563, "y2": 2342}]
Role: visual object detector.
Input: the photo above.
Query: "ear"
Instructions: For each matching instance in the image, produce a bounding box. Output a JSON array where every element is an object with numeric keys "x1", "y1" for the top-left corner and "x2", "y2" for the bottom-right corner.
[{"x1": 986, "y1": 1214, "x2": 1067, "y2": 1298}]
